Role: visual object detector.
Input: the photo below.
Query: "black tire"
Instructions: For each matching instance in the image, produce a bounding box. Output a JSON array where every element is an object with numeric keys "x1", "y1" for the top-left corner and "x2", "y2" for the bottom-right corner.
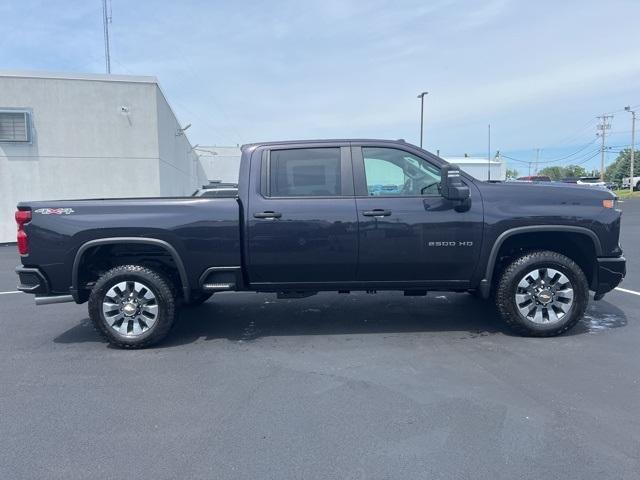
[
  {"x1": 88, "y1": 265, "x2": 177, "y2": 348},
  {"x1": 184, "y1": 291, "x2": 213, "y2": 306},
  {"x1": 495, "y1": 250, "x2": 588, "y2": 337}
]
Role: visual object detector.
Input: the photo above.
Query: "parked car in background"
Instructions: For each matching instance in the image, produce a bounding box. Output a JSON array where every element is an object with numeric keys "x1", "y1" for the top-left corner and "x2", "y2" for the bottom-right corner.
[
  {"x1": 560, "y1": 177, "x2": 615, "y2": 190},
  {"x1": 622, "y1": 175, "x2": 640, "y2": 191},
  {"x1": 576, "y1": 177, "x2": 607, "y2": 188}
]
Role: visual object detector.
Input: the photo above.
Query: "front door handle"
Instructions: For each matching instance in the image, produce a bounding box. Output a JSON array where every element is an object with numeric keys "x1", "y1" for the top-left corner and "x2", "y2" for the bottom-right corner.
[
  {"x1": 253, "y1": 211, "x2": 282, "y2": 219},
  {"x1": 362, "y1": 209, "x2": 392, "y2": 217}
]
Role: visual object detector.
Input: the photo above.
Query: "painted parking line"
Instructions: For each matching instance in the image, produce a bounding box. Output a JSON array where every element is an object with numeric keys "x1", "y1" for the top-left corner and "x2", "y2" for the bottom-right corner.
[
  {"x1": 0, "y1": 290, "x2": 20, "y2": 295},
  {"x1": 615, "y1": 287, "x2": 640, "y2": 297}
]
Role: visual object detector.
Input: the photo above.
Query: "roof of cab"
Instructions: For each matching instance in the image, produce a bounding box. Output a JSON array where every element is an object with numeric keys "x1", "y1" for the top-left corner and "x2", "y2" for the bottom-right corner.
[{"x1": 241, "y1": 138, "x2": 411, "y2": 151}]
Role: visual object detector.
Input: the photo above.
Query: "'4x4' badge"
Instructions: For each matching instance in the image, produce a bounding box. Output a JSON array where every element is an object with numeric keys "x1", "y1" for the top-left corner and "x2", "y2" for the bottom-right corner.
[{"x1": 34, "y1": 208, "x2": 74, "y2": 215}]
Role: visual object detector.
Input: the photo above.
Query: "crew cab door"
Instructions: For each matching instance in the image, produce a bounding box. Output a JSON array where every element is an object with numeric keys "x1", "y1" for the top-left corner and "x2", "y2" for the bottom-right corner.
[
  {"x1": 352, "y1": 144, "x2": 483, "y2": 284},
  {"x1": 246, "y1": 144, "x2": 358, "y2": 285}
]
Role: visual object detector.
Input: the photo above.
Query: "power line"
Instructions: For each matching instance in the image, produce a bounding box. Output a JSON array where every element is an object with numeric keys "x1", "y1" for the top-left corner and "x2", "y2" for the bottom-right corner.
[{"x1": 501, "y1": 139, "x2": 598, "y2": 164}]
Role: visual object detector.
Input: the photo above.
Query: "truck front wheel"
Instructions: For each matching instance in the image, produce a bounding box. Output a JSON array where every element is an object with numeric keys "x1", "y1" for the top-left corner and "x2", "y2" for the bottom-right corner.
[
  {"x1": 88, "y1": 265, "x2": 177, "y2": 348},
  {"x1": 495, "y1": 251, "x2": 588, "y2": 336}
]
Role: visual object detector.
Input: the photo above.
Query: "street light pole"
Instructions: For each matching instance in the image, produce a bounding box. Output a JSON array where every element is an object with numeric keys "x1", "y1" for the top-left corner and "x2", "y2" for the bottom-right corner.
[
  {"x1": 102, "y1": 0, "x2": 112, "y2": 74},
  {"x1": 417, "y1": 91, "x2": 428, "y2": 148},
  {"x1": 625, "y1": 106, "x2": 636, "y2": 193}
]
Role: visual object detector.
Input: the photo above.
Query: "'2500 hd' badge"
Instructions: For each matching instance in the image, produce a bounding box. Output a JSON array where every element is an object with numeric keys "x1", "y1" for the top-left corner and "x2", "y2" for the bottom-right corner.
[
  {"x1": 34, "y1": 208, "x2": 75, "y2": 215},
  {"x1": 428, "y1": 241, "x2": 474, "y2": 247}
]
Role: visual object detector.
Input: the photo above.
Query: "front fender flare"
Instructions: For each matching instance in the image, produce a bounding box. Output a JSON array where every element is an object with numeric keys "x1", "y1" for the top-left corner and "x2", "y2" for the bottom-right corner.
[{"x1": 478, "y1": 225, "x2": 602, "y2": 298}]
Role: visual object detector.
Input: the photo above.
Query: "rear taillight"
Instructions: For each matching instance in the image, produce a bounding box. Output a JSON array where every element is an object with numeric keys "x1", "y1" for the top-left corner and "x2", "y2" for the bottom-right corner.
[{"x1": 15, "y1": 210, "x2": 31, "y2": 255}]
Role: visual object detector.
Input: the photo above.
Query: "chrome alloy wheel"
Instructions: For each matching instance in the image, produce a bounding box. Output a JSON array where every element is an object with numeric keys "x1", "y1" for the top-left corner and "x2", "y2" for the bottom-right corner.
[
  {"x1": 515, "y1": 267, "x2": 574, "y2": 324},
  {"x1": 102, "y1": 281, "x2": 159, "y2": 337}
]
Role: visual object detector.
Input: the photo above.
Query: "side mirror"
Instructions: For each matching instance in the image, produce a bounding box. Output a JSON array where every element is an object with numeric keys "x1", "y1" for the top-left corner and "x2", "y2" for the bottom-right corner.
[{"x1": 439, "y1": 164, "x2": 470, "y2": 201}]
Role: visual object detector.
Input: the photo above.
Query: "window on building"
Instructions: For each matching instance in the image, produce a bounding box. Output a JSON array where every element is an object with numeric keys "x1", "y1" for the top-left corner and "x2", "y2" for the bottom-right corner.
[
  {"x1": 0, "y1": 111, "x2": 30, "y2": 142},
  {"x1": 268, "y1": 148, "x2": 342, "y2": 197},
  {"x1": 363, "y1": 147, "x2": 441, "y2": 196}
]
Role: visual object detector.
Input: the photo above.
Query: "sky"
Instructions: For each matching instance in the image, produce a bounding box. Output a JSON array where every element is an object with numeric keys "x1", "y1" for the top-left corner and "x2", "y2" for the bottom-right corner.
[{"x1": 1, "y1": 0, "x2": 639, "y2": 174}]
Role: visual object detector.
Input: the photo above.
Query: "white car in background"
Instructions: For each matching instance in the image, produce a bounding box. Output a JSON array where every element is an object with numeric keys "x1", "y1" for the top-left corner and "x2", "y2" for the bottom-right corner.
[
  {"x1": 622, "y1": 176, "x2": 640, "y2": 191},
  {"x1": 576, "y1": 177, "x2": 612, "y2": 189}
]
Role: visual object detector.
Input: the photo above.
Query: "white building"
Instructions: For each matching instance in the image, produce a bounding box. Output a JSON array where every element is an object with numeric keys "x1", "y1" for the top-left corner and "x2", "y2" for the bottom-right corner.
[
  {"x1": 195, "y1": 145, "x2": 242, "y2": 184},
  {"x1": 443, "y1": 156, "x2": 506, "y2": 181},
  {"x1": 0, "y1": 71, "x2": 207, "y2": 242}
]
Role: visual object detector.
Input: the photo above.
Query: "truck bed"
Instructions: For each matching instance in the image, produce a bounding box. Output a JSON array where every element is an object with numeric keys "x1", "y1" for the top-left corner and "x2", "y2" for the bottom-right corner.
[{"x1": 18, "y1": 197, "x2": 242, "y2": 295}]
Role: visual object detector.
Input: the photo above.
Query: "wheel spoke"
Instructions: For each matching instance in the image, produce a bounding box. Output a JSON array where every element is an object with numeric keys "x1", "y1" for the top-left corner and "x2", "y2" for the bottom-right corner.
[
  {"x1": 531, "y1": 307, "x2": 544, "y2": 323},
  {"x1": 529, "y1": 269, "x2": 541, "y2": 282},
  {"x1": 108, "y1": 312, "x2": 124, "y2": 326},
  {"x1": 131, "y1": 319, "x2": 143, "y2": 335},
  {"x1": 118, "y1": 318, "x2": 131, "y2": 335},
  {"x1": 517, "y1": 277, "x2": 531, "y2": 289},
  {"x1": 102, "y1": 302, "x2": 120, "y2": 317},
  {"x1": 555, "y1": 288, "x2": 574, "y2": 303},
  {"x1": 141, "y1": 304, "x2": 158, "y2": 317}
]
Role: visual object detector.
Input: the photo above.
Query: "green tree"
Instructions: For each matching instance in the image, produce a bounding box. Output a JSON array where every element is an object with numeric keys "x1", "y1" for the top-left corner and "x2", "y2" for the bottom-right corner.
[
  {"x1": 537, "y1": 166, "x2": 565, "y2": 180},
  {"x1": 537, "y1": 164, "x2": 590, "y2": 180},
  {"x1": 563, "y1": 165, "x2": 588, "y2": 178},
  {"x1": 505, "y1": 168, "x2": 519, "y2": 179},
  {"x1": 604, "y1": 149, "x2": 640, "y2": 185}
]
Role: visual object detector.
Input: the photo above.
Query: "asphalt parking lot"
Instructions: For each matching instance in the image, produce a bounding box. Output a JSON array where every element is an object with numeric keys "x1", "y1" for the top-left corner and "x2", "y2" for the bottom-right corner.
[{"x1": 1, "y1": 200, "x2": 639, "y2": 480}]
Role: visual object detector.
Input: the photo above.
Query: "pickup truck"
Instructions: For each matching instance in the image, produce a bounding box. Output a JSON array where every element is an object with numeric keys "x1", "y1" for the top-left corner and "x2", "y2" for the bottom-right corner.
[{"x1": 15, "y1": 139, "x2": 626, "y2": 348}]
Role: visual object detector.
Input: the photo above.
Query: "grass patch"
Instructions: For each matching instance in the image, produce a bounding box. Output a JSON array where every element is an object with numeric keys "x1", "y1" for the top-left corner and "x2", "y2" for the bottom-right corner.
[{"x1": 613, "y1": 189, "x2": 640, "y2": 199}]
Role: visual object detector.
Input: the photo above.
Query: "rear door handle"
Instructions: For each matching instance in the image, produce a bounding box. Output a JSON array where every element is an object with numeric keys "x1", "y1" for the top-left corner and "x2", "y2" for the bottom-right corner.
[
  {"x1": 253, "y1": 211, "x2": 282, "y2": 219},
  {"x1": 362, "y1": 209, "x2": 392, "y2": 217}
]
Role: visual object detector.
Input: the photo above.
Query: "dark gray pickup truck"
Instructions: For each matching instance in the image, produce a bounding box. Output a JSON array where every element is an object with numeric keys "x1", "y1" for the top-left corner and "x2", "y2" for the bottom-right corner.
[{"x1": 15, "y1": 139, "x2": 626, "y2": 348}]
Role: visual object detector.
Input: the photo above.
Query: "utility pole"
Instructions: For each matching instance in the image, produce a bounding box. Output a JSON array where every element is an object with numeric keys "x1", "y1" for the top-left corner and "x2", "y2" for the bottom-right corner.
[
  {"x1": 417, "y1": 91, "x2": 428, "y2": 148},
  {"x1": 102, "y1": 0, "x2": 112, "y2": 74},
  {"x1": 625, "y1": 106, "x2": 636, "y2": 193},
  {"x1": 596, "y1": 114, "x2": 613, "y2": 181},
  {"x1": 534, "y1": 148, "x2": 540, "y2": 174},
  {"x1": 487, "y1": 124, "x2": 491, "y2": 181}
]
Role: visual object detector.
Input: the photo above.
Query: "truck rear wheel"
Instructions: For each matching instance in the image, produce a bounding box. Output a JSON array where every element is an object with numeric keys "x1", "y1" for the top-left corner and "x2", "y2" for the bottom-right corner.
[
  {"x1": 88, "y1": 265, "x2": 177, "y2": 348},
  {"x1": 495, "y1": 250, "x2": 588, "y2": 336}
]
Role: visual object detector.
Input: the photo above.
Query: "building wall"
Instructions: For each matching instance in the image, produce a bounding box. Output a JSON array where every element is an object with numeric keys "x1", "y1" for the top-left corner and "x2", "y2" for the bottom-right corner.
[
  {"x1": 197, "y1": 146, "x2": 242, "y2": 183},
  {"x1": 443, "y1": 157, "x2": 506, "y2": 181},
  {"x1": 0, "y1": 72, "x2": 205, "y2": 242},
  {"x1": 155, "y1": 88, "x2": 207, "y2": 196}
]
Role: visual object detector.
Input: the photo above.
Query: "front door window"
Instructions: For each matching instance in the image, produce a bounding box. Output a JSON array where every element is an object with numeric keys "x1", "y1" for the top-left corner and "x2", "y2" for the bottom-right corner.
[{"x1": 363, "y1": 147, "x2": 441, "y2": 196}]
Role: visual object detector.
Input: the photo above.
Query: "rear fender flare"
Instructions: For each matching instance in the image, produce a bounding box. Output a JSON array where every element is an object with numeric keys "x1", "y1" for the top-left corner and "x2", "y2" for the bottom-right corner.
[{"x1": 71, "y1": 237, "x2": 190, "y2": 302}]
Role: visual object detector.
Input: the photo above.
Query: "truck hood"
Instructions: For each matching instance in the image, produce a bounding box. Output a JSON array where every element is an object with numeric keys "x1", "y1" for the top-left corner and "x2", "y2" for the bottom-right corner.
[{"x1": 478, "y1": 181, "x2": 615, "y2": 202}]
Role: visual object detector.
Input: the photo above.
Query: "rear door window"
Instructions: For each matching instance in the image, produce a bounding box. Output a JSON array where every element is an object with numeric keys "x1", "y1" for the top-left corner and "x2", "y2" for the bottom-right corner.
[{"x1": 268, "y1": 148, "x2": 342, "y2": 197}]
